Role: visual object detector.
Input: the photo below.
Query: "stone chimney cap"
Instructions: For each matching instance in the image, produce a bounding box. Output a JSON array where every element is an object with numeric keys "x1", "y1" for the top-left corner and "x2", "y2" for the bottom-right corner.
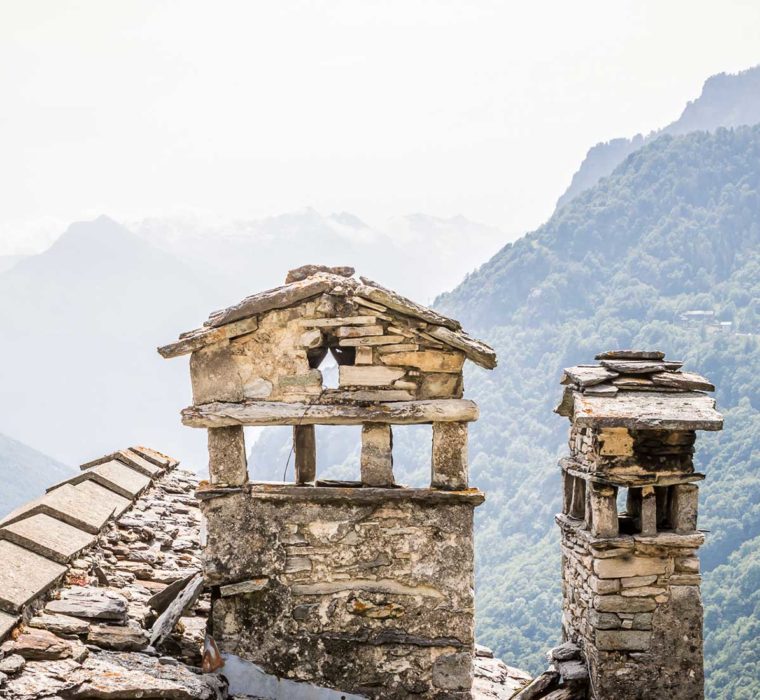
[{"x1": 555, "y1": 351, "x2": 722, "y2": 431}]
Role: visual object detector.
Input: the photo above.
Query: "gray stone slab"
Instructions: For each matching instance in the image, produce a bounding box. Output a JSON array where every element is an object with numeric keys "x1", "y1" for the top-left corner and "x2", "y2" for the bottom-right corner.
[
  {"x1": 51, "y1": 459, "x2": 150, "y2": 500},
  {"x1": 0, "y1": 610, "x2": 19, "y2": 641},
  {"x1": 75, "y1": 480, "x2": 132, "y2": 518},
  {"x1": 80, "y1": 449, "x2": 164, "y2": 477},
  {"x1": 120, "y1": 449, "x2": 164, "y2": 477},
  {"x1": 573, "y1": 391, "x2": 723, "y2": 431},
  {"x1": 0, "y1": 541, "x2": 67, "y2": 614},
  {"x1": 0, "y1": 483, "x2": 127, "y2": 535},
  {"x1": 0, "y1": 513, "x2": 96, "y2": 564},
  {"x1": 131, "y1": 445, "x2": 178, "y2": 469}
]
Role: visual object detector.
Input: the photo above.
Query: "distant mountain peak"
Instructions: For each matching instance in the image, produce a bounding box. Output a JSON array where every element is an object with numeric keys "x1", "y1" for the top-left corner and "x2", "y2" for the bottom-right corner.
[{"x1": 556, "y1": 64, "x2": 760, "y2": 210}]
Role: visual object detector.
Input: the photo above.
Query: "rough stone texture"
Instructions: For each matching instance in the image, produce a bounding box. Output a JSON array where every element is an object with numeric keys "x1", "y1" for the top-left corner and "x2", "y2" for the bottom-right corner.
[
  {"x1": 0, "y1": 654, "x2": 25, "y2": 675},
  {"x1": 87, "y1": 624, "x2": 149, "y2": 651},
  {"x1": 150, "y1": 573, "x2": 204, "y2": 648},
  {"x1": 588, "y1": 484, "x2": 617, "y2": 538},
  {"x1": 29, "y1": 612, "x2": 91, "y2": 636},
  {"x1": 431, "y1": 422, "x2": 468, "y2": 490},
  {"x1": 360, "y1": 423, "x2": 394, "y2": 487},
  {"x1": 207, "y1": 426, "x2": 248, "y2": 486},
  {"x1": 669, "y1": 483, "x2": 699, "y2": 533},
  {"x1": 202, "y1": 489, "x2": 479, "y2": 699},
  {"x1": 472, "y1": 655, "x2": 531, "y2": 699},
  {"x1": 0, "y1": 513, "x2": 96, "y2": 564},
  {"x1": 293, "y1": 425, "x2": 317, "y2": 484},
  {"x1": 0, "y1": 540, "x2": 67, "y2": 613},
  {"x1": 3, "y1": 627, "x2": 86, "y2": 661},
  {"x1": 512, "y1": 670, "x2": 560, "y2": 700},
  {"x1": 45, "y1": 587, "x2": 128, "y2": 622},
  {"x1": 0, "y1": 611, "x2": 18, "y2": 642},
  {"x1": 70, "y1": 651, "x2": 227, "y2": 699}
]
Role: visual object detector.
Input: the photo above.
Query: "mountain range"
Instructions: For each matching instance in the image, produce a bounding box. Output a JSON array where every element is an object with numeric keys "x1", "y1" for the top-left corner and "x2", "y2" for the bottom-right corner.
[
  {"x1": 1, "y1": 65, "x2": 759, "y2": 699},
  {"x1": 557, "y1": 65, "x2": 760, "y2": 209},
  {"x1": 0, "y1": 433, "x2": 74, "y2": 516}
]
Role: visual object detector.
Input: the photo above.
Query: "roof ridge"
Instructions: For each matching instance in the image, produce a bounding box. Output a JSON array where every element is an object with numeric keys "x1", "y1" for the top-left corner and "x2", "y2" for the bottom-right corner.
[{"x1": 0, "y1": 446, "x2": 178, "y2": 642}]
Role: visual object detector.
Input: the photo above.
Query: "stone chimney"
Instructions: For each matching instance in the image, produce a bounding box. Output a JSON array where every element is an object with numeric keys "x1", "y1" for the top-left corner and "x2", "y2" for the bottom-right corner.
[
  {"x1": 555, "y1": 351, "x2": 722, "y2": 699},
  {"x1": 159, "y1": 268, "x2": 497, "y2": 699}
]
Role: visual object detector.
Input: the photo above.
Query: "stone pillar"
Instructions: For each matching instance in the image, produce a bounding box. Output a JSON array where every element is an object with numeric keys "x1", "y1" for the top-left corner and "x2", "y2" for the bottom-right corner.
[
  {"x1": 555, "y1": 354, "x2": 722, "y2": 700},
  {"x1": 207, "y1": 426, "x2": 248, "y2": 486},
  {"x1": 431, "y1": 422, "x2": 468, "y2": 490},
  {"x1": 293, "y1": 425, "x2": 316, "y2": 484},
  {"x1": 360, "y1": 423, "x2": 394, "y2": 486}
]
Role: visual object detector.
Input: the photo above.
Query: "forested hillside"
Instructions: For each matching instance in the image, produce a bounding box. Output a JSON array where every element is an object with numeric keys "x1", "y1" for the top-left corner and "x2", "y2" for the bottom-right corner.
[
  {"x1": 438, "y1": 126, "x2": 760, "y2": 699},
  {"x1": 557, "y1": 65, "x2": 760, "y2": 209}
]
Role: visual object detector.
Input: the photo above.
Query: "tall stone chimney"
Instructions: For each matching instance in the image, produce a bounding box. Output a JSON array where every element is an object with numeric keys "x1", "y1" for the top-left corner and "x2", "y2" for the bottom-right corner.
[
  {"x1": 555, "y1": 350, "x2": 722, "y2": 699},
  {"x1": 159, "y1": 267, "x2": 498, "y2": 699}
]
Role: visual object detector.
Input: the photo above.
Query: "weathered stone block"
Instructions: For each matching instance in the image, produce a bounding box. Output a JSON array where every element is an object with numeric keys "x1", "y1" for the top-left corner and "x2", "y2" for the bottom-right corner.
[
  {"x1": 589, "y1": 484, "x2": 618, "y2": 538},
  {"x1": 594, "y1": 595, "x2": 657, "y2": 613},
  {"x1": 208, "y1": 426, "x2": 248, "y2": 486},
  {"x1": 339, "y1": 365, "x2": 406, "y2": 386},
  {"x1": 360, "y1": 423, "x2": 394, "y2": 486},
  {"x1": 598, "y1": 427, "x2": 634, "y2": 456},
  {"x1": 669, "y1": 483, "x2": 699, "y2": 532},
  {"x1": 432, "y1": 651, "x2": 472, "y2": 690},
  {"x1": 0, "y1": 513, "x2": 95, "y2": 564},
  {"x1": 595, "y1": 629, "x2": 651, "y2": 651},
  {"x1": 431, "y1": 422, "x2": 468, "y2": 490},
  {"x1": 381, "y1": 350, "x2": 465, "y2": 373},
  {"x1": 594, "y1": 556, "x2": 667, "y2": 579},
  {"x1": 0, "y1": 541, "x2": 67, "y2": 613},
  {"x1": 293, "y1": 425, "x2": 317, "y2": 484}
]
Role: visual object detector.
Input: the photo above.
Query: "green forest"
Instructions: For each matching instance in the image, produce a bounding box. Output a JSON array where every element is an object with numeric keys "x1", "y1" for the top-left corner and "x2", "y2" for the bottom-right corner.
[{"x1": 254, "y1": 126, "x2": 760, "y2": 698}]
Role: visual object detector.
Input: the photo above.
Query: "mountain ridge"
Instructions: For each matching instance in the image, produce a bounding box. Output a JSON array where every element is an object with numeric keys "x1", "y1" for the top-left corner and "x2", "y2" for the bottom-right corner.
[{"x1": 556, "y1": 65, "x2": 760, "y2": 210}]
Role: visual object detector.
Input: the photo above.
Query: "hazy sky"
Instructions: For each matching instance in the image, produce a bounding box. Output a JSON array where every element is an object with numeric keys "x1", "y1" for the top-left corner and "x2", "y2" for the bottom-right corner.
[{"x1": 1, "y1": 0, "x2": 759, "y2": 252}]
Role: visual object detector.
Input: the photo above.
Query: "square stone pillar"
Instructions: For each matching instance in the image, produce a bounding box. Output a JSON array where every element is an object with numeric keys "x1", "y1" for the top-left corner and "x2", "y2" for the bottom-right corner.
[
  {"x1": 293, "y1": 425, "x2": 316, "y2": 484},
  {"x1": 208, "y1": 426, "x2": 248, "y2": 486},
  {"x1": 431, "y1": 422, "x2": 468, "y2": 490},
  {"x1": 361, "y1": 423, "x2": 394, "y2": 486},
  {"x1": 669, "y1": 484, "x2": 699, "y2": 533}
]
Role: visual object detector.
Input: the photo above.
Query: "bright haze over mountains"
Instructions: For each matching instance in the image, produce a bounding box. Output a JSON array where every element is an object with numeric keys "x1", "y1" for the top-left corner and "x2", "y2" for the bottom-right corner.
[{"x1": 2, "y1": 0, "x2": 760, "y2": 251}]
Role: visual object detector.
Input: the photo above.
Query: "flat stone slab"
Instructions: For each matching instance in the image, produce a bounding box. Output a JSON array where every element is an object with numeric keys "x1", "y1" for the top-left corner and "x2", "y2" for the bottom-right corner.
[
  {"x1": 1, "y1": 482, "x2": 129, "y2": 534},
  {"x1": 81, "y1": 449, "x2": 164, "y2": 477},
  {"x1": 45, "y1": 587, "x2": 128, "y2": 622},
  {"x1": 0, "y1": 513, "x2": 96, "y2": 564},
  {"x1": 75, "y1": 481, "x2": 132, "y2": 519},
  {"x1": 573, "y1": 391, "x2": 723, "y2": 431},
  {"x1": 69, "y1": 651, "x2": 227, "y2": 699},
  {"x1": 120, "y1": 449, "x2": 164, "y2": 477},
  {"x1": 0, "y1": 540, "x2": 67, "y2": 614},
  {"x1": 50, "y1": 459, "x2": 151, "y2": 500},
  {"x1": 131, "y1": 445, "x2": 178, "y2": 469},
  {"x1": 0, "y1": 610, "x2": 19, "y2": 641}
]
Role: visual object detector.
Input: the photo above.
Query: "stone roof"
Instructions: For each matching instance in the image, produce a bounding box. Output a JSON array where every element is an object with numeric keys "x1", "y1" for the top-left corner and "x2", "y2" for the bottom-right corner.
[
  {"x1": 555, "y1": 350, "x2": 723, "y2": 431},
  {"x1": 0, "y1": 445, "x2": 530, "y2": 699},
  {"x1": 158, "y1": 267, "x2": 497, "y2": 369}
]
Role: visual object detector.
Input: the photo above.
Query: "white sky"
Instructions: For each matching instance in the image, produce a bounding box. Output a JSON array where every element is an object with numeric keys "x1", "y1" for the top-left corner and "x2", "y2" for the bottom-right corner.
[{"x1": 1, "y1": 0, "x2": 759, "y2": 251}]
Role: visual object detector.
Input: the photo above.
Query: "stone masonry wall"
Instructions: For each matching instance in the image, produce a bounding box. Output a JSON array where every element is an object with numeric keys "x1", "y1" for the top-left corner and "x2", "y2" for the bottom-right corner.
[
  {"x1": 201, "y1": 486, "x2": 479, "y2": 699},
  {"x1": 189, "y1": 296, "x2": 465, "y2": 406},
  {"x1": 559, "y1": 516, "x2": 703, "y2": 699}
]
